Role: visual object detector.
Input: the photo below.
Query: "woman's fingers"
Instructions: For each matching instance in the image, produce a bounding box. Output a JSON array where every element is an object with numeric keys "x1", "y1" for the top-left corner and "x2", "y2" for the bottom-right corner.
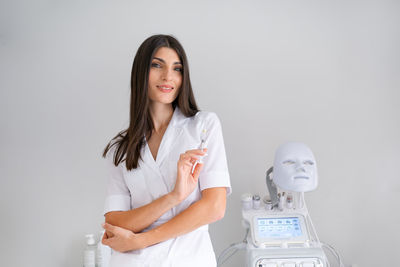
[
  {"x1": 179, "y1": 153, "x2": 199, "y2": 161},
  {"x1": 178, "y1": 148, "x2": 208, "y2": 176},
  {"x1": 185, "y1": 148, "x2": 208, "y2": 156},
  {"x1": 179, "y1": 155, "x2": 199, "y2": 167},
  {"x1": 192, "y1": 162, "x2": 204, "y2": 180},
  {"x1": 102, "y1": 222, "x2": 115, "y2": 234},
  {"x1": 179, "y1": 148, "x2": 207, "y2": 162},
  {"x1": 102, "y1": 232, "x2": 108, "y2": 242}
]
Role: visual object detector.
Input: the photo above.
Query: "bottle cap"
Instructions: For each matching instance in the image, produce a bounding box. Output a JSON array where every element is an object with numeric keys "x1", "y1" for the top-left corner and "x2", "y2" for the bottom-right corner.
[
  {"x1": 241, "y1": 193, "x2": 253, "y2": 210},
  {"x1": 241, "y1": 193, "x2": 253, "y2": 202},
  {"x1": 85, "y1": 234, "x2": 95, "y2": 245}
]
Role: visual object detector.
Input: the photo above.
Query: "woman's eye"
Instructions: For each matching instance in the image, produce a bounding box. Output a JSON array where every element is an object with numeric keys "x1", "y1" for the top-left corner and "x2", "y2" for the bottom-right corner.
[
  {"x1": 151, "y1": 63, "x2": 161, "y2": 68},
  {"x1": 174, "y1": 67, "x2": 183, "y2": 72},
  {"x1": 304, "y1": 160, "x2": 314, "y2": 165}
]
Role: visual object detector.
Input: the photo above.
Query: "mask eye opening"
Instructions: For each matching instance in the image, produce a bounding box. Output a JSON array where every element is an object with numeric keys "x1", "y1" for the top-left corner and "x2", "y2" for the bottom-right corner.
[{"x1": 282, "y1": 160, "x2": 295, "y2": 165}]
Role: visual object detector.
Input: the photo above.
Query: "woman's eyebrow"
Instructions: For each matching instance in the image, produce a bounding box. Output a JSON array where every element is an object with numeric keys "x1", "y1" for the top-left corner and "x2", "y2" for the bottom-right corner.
[{"x1": 153, "y1": 57, "x2": 182, "y2": 65}]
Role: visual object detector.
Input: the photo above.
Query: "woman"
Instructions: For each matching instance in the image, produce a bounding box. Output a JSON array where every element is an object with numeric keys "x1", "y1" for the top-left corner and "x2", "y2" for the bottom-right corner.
[{"x1": 101, "y1": 34, "x2": 231, "y2": 267}]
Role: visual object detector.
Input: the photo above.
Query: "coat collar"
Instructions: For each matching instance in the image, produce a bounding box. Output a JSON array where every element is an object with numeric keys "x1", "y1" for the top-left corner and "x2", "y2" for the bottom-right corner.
[{"x1": 143, "y1": 107, "x2": 185, "y2": 168}]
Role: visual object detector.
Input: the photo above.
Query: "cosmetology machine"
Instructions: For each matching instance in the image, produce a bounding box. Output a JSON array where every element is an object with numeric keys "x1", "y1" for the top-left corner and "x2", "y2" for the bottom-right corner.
[{"x1": 218, "y1": 142, "x2": 345, "y2": 267}]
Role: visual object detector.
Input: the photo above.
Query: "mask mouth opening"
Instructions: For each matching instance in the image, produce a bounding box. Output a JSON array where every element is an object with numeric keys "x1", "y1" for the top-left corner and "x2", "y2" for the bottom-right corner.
[{"x1": 293, "y1": 176, "x2": 309, "y2": 180}]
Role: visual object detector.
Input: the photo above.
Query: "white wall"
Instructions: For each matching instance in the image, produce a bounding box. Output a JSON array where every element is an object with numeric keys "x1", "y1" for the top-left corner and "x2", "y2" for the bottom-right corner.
[{"x1": 1, "y1": 0, "x2": 399, "y2": 266}]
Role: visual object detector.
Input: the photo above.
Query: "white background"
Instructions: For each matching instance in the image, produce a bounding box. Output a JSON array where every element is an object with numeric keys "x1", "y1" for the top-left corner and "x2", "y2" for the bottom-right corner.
[{"x1": 1, "y1": 0, "x2": 399, "y2": 266}]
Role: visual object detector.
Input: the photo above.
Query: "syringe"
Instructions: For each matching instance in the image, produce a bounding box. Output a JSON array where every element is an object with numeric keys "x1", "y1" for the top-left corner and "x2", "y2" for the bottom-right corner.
[{"x1": 198, "y1": 129, "x2": 207, "y2": 164}]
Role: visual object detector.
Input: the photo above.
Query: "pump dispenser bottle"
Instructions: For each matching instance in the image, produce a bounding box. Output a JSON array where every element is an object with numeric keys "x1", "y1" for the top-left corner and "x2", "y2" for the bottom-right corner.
[{"x1": 83, "y1": 234, "x2": 96, "y2": 267}]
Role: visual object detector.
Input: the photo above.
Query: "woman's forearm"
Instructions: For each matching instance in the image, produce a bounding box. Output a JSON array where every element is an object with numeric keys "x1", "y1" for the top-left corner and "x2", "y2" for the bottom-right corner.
[
  {"x1": 105, "y1": 150, "x2": 207, "y2": 234},
  {"x1": 105, "y1": 192, "x2": 180, "y2": 233},
  {"x1": 142, "y1": 187, "x2": 226, "y2": 247}
]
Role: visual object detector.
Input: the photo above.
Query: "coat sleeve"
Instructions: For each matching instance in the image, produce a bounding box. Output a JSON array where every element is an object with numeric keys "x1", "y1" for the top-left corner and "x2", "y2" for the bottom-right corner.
[
  {"x1": 103, "y1": 152, "x2": 132, "y2": 215},
  {"x1": 198, "y1": 112, "x2": 231, "y2": 195}
]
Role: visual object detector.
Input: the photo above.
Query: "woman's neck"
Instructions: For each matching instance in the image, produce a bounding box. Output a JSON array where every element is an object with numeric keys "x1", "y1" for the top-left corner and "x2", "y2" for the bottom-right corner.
[{"x1": 149, "y1": 103, "x2": 174, "y2": 133}]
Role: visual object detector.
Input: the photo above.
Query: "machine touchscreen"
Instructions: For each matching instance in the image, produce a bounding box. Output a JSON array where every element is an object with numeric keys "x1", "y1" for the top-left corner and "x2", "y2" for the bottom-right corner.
[
  {"x1": 257, "y1": 217, "x2": 302, "y2": 239},
  {"x1": 252, "y1": 215, "x2": 308, "y2": 246}
]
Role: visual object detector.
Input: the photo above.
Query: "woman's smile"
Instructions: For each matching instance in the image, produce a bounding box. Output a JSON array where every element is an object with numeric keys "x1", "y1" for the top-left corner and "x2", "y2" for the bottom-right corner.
[{"x1": 157, "y1": 84, "x2": 174, "y2": 93}]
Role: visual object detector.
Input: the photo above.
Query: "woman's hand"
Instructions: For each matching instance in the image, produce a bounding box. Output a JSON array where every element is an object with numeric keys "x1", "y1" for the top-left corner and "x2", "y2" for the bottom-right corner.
[
  {"x1": 102, "y1": 222, "x2": 147, "y2": 252},
  {"x1": 171, "y1": 148, "x2": 207, "y2": 203}
]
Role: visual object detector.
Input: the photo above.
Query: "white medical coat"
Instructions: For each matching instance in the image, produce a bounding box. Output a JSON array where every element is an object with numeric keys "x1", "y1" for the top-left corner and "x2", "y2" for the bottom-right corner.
[{"x1": 103, "y1": 107, "x2": 231, "y2": 267}]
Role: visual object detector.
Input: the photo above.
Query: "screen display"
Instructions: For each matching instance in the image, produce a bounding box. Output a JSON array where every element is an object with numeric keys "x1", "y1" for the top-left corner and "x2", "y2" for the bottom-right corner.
[{"x1": 257, "y1": 217, "x2": 302, "y2": 239}]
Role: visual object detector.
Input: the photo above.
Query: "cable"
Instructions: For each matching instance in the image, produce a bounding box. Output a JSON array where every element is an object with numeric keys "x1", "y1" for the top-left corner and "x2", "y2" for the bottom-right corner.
[
  {"x1": 217, "y1": 242, "x2": 246, "y2": 266},
  {"x1": 301, "y1": 193, "x2": 321, "y2": 245},
  {"x1": 321, "y1": 242, "x2": 345, "y2": 267},
  {"x1": 301, "y1": 194, "x2": 346, "y2": 267},
  {"x1": 217, "y1": 228, "x2": 249, "y2": 266}
]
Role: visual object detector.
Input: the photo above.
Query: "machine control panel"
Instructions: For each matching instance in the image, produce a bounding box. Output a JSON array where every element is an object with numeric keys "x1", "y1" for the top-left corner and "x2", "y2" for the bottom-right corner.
[{"x1": 252, "y1": 214, "x2": 309, "y2": 246}]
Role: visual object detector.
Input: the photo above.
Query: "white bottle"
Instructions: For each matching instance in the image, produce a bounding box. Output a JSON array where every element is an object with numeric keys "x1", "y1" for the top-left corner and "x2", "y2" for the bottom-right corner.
[
  {"x1": 96, "y1": 230, "x2": 111, "y2": 267},
  {"x1": 83, "y1": 234, "x2": 96, "y2": 267}
]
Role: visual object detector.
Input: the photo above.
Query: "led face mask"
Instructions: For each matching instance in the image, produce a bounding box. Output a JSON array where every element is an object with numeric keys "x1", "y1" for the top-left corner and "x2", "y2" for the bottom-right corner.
[{"x1": 273, "y1": 142, "x2": 318, "y2": 192}]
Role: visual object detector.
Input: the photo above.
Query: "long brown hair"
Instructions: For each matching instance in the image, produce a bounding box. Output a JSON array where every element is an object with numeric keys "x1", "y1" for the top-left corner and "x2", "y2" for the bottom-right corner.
[{"x1": 102, "y1": 35, "x2": 199, "y2": 170}]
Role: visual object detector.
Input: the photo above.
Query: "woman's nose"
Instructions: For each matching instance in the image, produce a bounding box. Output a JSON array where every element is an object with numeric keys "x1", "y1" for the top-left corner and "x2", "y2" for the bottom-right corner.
[{"x1": 162, "y1": 68, "x2": 173, "y2": 81}]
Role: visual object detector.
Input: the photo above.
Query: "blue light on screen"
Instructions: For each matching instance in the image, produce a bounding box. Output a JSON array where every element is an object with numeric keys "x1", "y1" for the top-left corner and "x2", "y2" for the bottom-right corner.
[{"x1": 257, "y1": 217, "x2": 302, "y2": 238}]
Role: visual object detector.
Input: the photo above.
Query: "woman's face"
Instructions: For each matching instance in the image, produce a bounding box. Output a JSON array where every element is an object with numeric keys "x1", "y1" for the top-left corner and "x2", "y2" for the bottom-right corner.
[{"x1": 148, "y1": 47, "x2": 182, "y2": 105}]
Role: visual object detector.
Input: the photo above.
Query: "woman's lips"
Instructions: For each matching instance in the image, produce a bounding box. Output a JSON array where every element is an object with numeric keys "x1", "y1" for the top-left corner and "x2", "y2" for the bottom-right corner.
[{"x1": 157, "y1": 85, "x2": 174, "y2": 93}]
